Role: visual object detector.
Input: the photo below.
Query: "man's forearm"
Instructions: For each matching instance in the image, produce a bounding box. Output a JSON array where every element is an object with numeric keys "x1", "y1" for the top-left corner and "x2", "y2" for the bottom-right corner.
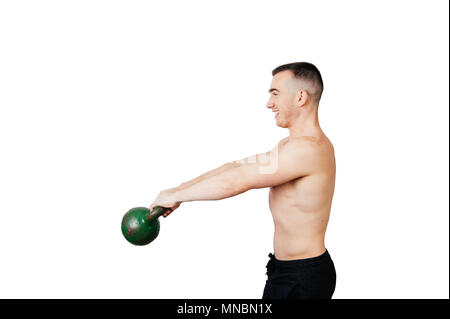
[
  {"x1": 177, "y1": 162, "x2": 239, "y2": 190},
  {"x1": 175, "y1": 162, "x2": 243, "y2": 202}
]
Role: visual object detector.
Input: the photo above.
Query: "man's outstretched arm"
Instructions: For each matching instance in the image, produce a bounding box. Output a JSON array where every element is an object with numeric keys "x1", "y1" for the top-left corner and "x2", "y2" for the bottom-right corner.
[
  {"x1": 150, "y1": 161, "x2": 244, "y2": 217},
  {"x1": 175, "y1": 140, "x2": 316, "y2": 202},
  {"x1": 177, "y1": 161, "x2": 240, "y2": 193},
  {"x1": 175, "y1": 161, "x2": 245, "y2": 202},
  {"x1": 150, "y1": 139, "x2": 316, "y2": 214}
]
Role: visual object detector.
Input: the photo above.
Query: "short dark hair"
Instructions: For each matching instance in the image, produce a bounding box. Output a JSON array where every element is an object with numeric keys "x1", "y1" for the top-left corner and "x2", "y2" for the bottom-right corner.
[{"x1": 272, "y1": 62, "x2": 324, "y2": 104}]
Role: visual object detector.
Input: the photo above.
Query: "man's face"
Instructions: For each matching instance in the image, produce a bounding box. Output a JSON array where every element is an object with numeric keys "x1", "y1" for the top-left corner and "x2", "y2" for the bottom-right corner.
[{"x1": 266, "y1": 70, "x2": 299, "y2": 128}]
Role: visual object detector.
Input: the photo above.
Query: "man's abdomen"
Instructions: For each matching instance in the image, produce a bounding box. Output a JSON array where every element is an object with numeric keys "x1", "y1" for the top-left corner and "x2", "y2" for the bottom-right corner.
[
  {"x1": 270, "y1": 205, "x2": 330, "y2": 260},
  {"x1": 273, "y1": 225, "x2": 326, "y2": 260}
]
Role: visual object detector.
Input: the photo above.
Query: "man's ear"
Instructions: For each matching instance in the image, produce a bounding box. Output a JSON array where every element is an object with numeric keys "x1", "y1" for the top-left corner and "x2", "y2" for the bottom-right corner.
[{"x1": 296, "y1": 89, "x2": 310, "y2": 107}]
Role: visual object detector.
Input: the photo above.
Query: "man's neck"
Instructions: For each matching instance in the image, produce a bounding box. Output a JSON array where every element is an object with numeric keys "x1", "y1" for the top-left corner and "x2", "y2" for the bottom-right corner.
[{"x1": 288, "y1": 109, "x2": 322, "y2": 138}]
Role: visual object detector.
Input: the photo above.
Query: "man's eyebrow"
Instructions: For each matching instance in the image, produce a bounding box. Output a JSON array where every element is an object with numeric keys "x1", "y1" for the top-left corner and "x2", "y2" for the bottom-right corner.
[{"x1": 268, "y1": 88, "x2": 280, "y2": 93}]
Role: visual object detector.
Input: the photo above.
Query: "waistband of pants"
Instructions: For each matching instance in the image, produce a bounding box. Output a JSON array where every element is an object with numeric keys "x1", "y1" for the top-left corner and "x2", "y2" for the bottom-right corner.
[{"x1": 268, "y1": 249, "x2": 331, "y2": 267}]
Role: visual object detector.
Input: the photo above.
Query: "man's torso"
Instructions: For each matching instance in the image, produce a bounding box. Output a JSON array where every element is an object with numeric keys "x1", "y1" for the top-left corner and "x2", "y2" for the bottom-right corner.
[{"x1": 269, "y1": 134, "x2": 336, "y2": 260}]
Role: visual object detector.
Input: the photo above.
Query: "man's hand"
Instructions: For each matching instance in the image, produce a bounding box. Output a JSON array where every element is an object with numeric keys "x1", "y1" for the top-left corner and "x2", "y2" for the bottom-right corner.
[{"x1": 149, "y1": 187, "x2": 181, "y2": 218}]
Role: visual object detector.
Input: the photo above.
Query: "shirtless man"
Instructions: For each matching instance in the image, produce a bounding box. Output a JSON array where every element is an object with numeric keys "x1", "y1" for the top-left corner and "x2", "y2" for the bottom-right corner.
[{"x1": 150, "y1": 62, "x2": 336, "y2": 299}]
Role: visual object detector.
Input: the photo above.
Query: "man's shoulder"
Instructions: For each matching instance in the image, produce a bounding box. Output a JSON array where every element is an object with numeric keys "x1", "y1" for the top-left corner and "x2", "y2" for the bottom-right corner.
[
  {"x1": 284, "y1": 136, "x2": 333, "y2": 159},
  {"x1": 284, "y1": 136, "x2": 322, "y2": 149}
]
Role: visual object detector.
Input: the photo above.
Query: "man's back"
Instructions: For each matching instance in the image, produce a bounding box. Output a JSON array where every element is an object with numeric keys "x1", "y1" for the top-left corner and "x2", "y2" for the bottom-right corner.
[{"x1": 269, "y1": 134, "x2": 336, "y2": 260}]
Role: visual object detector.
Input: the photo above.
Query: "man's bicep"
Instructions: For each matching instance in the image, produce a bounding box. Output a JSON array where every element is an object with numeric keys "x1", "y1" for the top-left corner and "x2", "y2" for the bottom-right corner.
[{"x1": 230, "y1": 142, "x2": 315, "y2": 191}]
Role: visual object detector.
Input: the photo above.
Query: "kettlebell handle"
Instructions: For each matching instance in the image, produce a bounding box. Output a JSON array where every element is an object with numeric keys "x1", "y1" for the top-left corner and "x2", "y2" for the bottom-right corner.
[{"x1": 146, "y1": 206, "x2": 170, "y2": 223}]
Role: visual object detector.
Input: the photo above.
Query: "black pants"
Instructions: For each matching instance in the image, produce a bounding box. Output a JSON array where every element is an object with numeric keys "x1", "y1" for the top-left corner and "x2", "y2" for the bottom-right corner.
[{"x1": 262, "y1": 249, "x2": 336, "y2": 299}]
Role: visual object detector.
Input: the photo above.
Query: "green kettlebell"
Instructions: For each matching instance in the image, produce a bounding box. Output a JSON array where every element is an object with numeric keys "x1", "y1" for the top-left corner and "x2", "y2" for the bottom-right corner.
[{"x1": 121, "y1": 206, "x2": 169, "y2": 246}]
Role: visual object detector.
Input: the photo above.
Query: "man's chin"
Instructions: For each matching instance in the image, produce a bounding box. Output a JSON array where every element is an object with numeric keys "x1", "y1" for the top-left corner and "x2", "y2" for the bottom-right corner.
[{"x1": 276, "y1": 121, "x2": 287, "y2": 128}]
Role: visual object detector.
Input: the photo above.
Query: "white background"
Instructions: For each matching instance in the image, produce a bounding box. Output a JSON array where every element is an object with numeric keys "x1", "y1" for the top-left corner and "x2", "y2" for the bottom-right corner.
[{"x1": 0, "y1": 0, "x2": 448, "y2": 299}]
